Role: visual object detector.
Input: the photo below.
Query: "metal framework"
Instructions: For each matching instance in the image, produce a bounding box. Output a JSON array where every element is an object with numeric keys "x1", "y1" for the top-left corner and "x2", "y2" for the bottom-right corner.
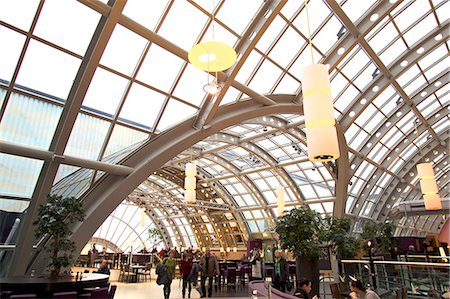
[{"x1": 0, "y1": 0, "x2": 448, "y2": 276}]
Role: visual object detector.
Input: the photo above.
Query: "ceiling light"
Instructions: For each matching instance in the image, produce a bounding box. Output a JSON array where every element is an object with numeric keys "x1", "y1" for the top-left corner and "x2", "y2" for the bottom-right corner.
[{"x1": 299, "y1": 0, "x2": 339, "y2": 162}]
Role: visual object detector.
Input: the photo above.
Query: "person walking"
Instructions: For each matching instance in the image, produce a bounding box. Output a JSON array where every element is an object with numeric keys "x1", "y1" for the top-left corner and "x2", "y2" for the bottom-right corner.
[
  {"x1": 156, "y1": 261, "x2": 172, "y2": 299},
  {"x1": 250, "y1": 248, "x2": 264, "y2": 281},
  {"x1": 180, "y1": 253, "x2": 193, "y2": 299},
  {"x1": 272, "y1": 250, "x2": 289, "y2": 292},
  {"x1": 200, "y1": 247, "x2": 219, "y2": 298},
  {"x1": 161, "y1": 250, "x2": 177, "y2": 299}
]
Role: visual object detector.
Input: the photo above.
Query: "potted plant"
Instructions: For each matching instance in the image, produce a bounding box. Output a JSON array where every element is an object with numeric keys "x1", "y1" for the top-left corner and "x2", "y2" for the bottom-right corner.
[
  {"x1": 324, "y1": 216, "x2": 360, "y2": 276},
  {"x1": 275, "y1": 206, "x2": 325, "y2": 297},
  {"x1": 33, "y1": 194, "x2": 85, "y2": 278},
  {"x1": 360, "y1": 221, "x2": 394, "y2": 255}
]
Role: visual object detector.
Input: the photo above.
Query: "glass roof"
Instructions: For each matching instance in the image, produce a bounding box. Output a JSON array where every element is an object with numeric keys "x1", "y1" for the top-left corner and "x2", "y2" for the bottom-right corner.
[{"x1": 0, "y1": 0, "x2": 448, "y2": 257}]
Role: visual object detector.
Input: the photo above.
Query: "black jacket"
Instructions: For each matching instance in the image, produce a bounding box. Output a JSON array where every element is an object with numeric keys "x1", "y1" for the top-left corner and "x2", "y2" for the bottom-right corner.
[
  {"x1": 272, "y1": 257, "x2": 289, "y2": 282},
  {"x1": 294, "y1": 288, "x2": 309, "y2": 298}
]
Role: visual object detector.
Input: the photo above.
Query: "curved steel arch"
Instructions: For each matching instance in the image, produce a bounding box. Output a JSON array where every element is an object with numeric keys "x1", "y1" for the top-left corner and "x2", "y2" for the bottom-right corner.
[{"x1": 23, "y1": 95, "x2": 348, "y2": 273}]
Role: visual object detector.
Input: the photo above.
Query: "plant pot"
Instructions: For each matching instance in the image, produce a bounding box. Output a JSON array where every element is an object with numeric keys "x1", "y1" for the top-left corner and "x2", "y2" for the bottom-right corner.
[{"x1": 296, "y1": 256, "x2": 319, "y2": 297}]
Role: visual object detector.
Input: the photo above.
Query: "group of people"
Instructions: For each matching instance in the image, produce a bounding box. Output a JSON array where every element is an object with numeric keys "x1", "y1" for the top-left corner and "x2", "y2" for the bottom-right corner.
[{"x1": 156, "y1": 247, "x2": 219, "y2": 299}]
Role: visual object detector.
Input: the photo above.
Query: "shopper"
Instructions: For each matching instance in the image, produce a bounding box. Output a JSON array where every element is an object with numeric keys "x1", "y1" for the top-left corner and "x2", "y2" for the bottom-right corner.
[
  {"x1": 161, "y1": 250, "x2": 177, "y2": 299},
  {"x1": 180, "y1": 254, "x2": 193, "y2": 298},
  {"x1": 250, "y1": 248, "x2": 264, "y2": 281},
  {"x1": 156, "y1": 261, "x2": 172, "y2": 299},
  {"x1": 200, "y1": 247, "x2": 219, "y2": 298},
  {"x1": 272, "y1": 250, "x2": 289, "y2": 292}
]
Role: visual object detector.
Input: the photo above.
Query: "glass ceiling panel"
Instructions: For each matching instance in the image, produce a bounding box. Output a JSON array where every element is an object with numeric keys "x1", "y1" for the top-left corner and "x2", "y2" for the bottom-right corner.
[
  {"x1": 122, "y1": 0, "x2": 169, "y2": 31},
  {"x1": 269, "y1": 26, "x2": 305, "y2": 69},
  {"x1": 119, "y1": 82, "x2": 166, "y2": 129},
  {"x1": 16, "y1": 40, "x2": 81, "y2": 100},
  {"x1": 0, "y1": 154, "x2": 43, "y2": 198},
  {"x1": 82, "y1": 68, "x2": 128, "y2": 116},
  {"x1": 34, "y1": 0, "x2": 100, "y2": 56},
  {"x1": 0, "y1": 0, "x2": 40, "y2": 31},
  {"x1": 136, "y1": 44, "x2": 185, "y2": 93},
  {"x1": 248, "y1": 59, "x2": 283, "y2": 94},
  {"x1": 158, "y1": 0, "x2": 208, "y2": 51},
  {"x1": 216, "y1": 0, "x2": 263, "y2": 36},
  {"x1": 100, "y1": 25, "x2": 147, "y2": 76},
  {"x1": 0, "y1": 27, "x2": 26, "y2": 83},
  {"x1": 156, "y1": 98, "x2": 198, "y2": 132}
]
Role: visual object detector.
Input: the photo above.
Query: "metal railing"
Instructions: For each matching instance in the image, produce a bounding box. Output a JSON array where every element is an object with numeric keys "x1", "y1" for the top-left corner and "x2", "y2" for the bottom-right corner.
[{"x1": 340, "y1": 259, "x2": 450, "y2": 297}]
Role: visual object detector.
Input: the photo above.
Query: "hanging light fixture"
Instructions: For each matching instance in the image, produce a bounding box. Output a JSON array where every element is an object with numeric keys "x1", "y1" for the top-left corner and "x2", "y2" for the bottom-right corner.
[
  {"x1": 140, "y1": 208, "x2": 146, "y2": 227},
  {"x1": 184, "y1": 162, "x2": 197, "y2": 204},
  {"x1": 299, "y1": 0, "x2": 339, "y2": 162},
  {"x1": 276, "y1": 185, "x2": 285, "y2": 216},
  {"x1": 417, "y1": 162, "x2": 442, "y2": 210},
  {"x1": 188, "y1": 3, "x2": 236, "y2": 95},
  {"x1": 414, "y1": 120, "x2": 441, "y2": 211}
]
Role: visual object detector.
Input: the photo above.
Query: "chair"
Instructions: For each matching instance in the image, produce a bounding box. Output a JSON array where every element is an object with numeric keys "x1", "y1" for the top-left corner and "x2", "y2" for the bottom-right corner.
[
  {"x1": 118, "y1": 263, "x2": 136, "y2": 283},
  {"x1": 138, "y1": 263, "x2": 152, "y2": 282},
  {"x1": 84, "y1": 269, "x2": 90, "y2": 273},
  {"x1": 90, "y1": 287, "x2": 108, "y2": 299},
  {"x1": 52, "y1": 291, "x2": 77, "y2": 299},
  {"x1": 339, "y1": 281, "x2": 348, "y2": 292},
  {"x1": 108, "y1": 285, "x2": 117, "y2": 299},
  {"x1": 223, "y1": 267, "x2": 237, "y2": 286},
  {"x1": 330, "y1": 283, "x2": 343, "y2": 299}
]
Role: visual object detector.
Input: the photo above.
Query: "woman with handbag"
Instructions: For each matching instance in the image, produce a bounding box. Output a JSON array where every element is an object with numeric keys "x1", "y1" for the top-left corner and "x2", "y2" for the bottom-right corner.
[{"x1": 250, "y1": 248, "x2": 264, "y2": 281}]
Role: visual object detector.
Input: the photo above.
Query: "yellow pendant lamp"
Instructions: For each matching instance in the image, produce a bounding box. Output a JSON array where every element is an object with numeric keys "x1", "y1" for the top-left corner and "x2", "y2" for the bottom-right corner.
[{"x1": 417, "y1": 162, "x2": 442, "y2": 210}]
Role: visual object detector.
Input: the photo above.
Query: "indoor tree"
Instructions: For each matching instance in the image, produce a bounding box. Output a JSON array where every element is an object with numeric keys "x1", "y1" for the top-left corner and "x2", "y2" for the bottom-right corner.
[
  {"x1": 33, "y1": 194, "x2": 85, "y2": 278},
  {"x1": 324, "y1": 216, "x2": 360, "y2": 259},
  {"x1": 275, "y1": 206, "x2": 325, "y2": 297}
]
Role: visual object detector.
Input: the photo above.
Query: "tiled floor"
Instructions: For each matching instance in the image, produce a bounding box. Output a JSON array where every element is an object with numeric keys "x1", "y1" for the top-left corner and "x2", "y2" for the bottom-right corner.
[{"x1": 113, "y1": 279, "x2": 251, "y2": 299}]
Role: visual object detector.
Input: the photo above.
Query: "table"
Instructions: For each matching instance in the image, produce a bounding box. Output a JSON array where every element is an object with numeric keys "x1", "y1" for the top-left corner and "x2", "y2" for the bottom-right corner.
[{"x1": 0, "y1": 273, "x2": 109, "y2": 297}]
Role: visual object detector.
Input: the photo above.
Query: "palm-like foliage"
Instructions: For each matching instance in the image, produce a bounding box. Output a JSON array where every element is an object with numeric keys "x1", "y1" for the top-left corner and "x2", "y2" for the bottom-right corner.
[{"x1": 34, "y1": 194, "x2": 85, "y2": 278}]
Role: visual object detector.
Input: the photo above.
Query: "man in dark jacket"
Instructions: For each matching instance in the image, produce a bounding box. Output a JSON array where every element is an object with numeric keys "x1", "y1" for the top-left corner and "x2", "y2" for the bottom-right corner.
[
  {"x1": 272, "y1": 250, "x2": 289, "y2": 292},
  {"x1": 294, "y1": 278, "x2": 318, "y2": 299},
  {"x1": 200, "y1": 247, "x2": 219, "y2": 298},
  {"x1": 156, "y1": 262, "x2": 172, "y2": 299}
]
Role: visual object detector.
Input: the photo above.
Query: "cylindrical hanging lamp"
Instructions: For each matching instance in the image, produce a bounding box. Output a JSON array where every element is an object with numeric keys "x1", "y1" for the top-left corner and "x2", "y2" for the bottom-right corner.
[
  {"x1": 276, "y1": 185, "x2": 285, "y2": 216},
  {"x1": 419, "y1": 179, "x2": 439, "y2": 195},
  {"x1": 185, "y1": 162, "x2": 197, "y2": 204},
  {"x1": 423, "y1": 194, "x2": 442, "y2": 210},
  {"x1": 299, "y1": 64, "x2": 340, "y2": 162},
  {"x1": 417, "y1": 162, "x2": 434, "y2": 179},
  {"x1": 416, "y1": 162, "x2": 441, "y2": 210}
]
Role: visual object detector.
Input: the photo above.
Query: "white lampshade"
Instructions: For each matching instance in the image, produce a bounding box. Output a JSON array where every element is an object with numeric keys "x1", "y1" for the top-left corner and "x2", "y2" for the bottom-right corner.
[
  {"x1": 276, "y1": 186, "x2": 285, "y2": 216},
  {"x1": 417, "y1": 162, "x2": 435, "y2": 179},
  {"x1": 419, "y1": 178, "x2": 439, "y2": 195},
  {"x1": 184, "y1": 176, "x2": 196, "y2": 190},
  {"x1": 306, "y1": 125, "x2": 340, "y2": 162},
  {"x1": 299, "y1": 64, "x2": 339, "y2": 162},
  {"x1": 185, "y1": 163, "x2": 197, "y2": 176},
  {"x1": 140, "y1": 208, "x2": 145, "y2": 227},
  {"x1": 226, "y1": 247, "x2": 231, "y2": 252},
  {"x1": 233, "y1": 247, "x2": 237, "y2": 252},
  {"x1": 424, "y1": 194, "x2": 442, "y2": 210},
  {"x1": 184, "y1": 189, "x2": 196, "y2": 204}
]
